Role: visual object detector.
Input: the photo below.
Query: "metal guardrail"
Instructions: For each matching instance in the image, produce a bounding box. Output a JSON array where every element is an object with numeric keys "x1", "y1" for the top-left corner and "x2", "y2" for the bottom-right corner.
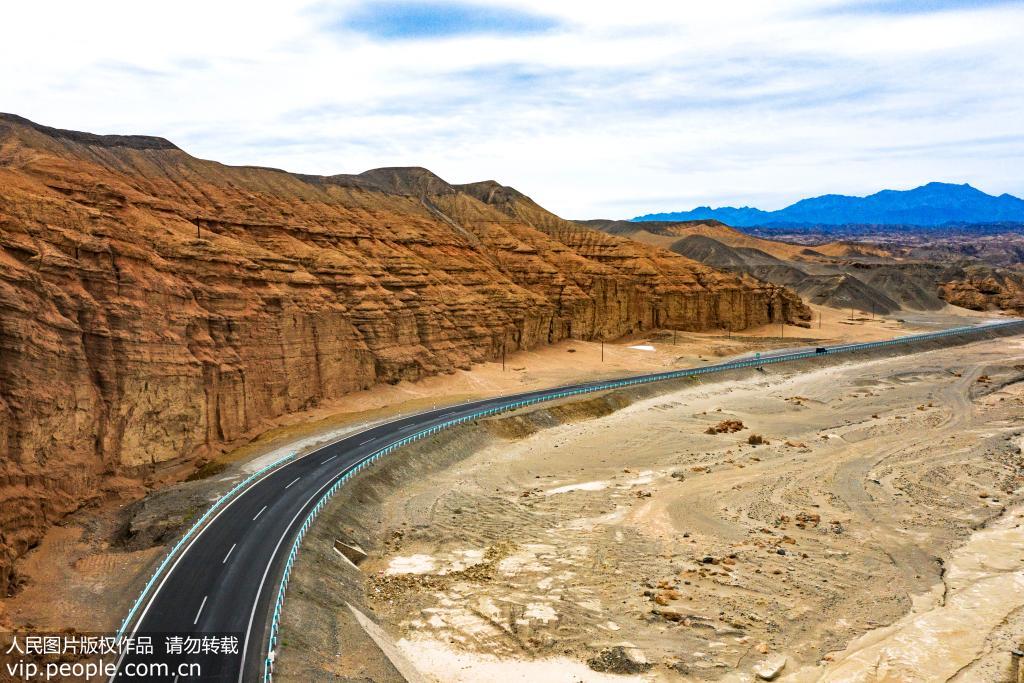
[{"x1": 103, "y1": 318, "x2": 1024, "y2": 679}]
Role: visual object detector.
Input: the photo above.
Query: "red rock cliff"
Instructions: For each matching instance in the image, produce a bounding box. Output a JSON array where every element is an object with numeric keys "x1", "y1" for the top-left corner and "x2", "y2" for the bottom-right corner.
[{"x1": 0, "y1": 114, "x2": 810, "y2": 592}]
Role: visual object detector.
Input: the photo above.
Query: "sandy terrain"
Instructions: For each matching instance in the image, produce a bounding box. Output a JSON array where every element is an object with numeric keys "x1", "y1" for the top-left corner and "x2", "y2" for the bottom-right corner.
[{"x1": 349, "y1": 334, "x2": 1024, "y2": 682}]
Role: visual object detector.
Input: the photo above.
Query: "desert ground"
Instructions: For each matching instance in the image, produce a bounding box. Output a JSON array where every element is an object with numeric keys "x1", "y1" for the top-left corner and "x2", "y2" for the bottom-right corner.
[
  {"x1": 0, "y1": 309, "x2": 832, "y2": 631},
  {"x1": 278, "y1": 323, "x2": 1024, "y2": 682},
  {"x1": 4, "y1": 305, "x2": 1021, "y2": 683},
  {"x1": 0, "y1": 304, "x2": 922, "y2": 632}
]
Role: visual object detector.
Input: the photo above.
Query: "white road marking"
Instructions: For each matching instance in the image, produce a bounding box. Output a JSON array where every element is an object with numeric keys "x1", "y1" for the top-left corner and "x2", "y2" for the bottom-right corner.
[
  {"x1": 321, "y1": 455, "x2": 337, "y2": 464},
  {"x1": 111, "y1": 416, "x2": 425, "y2": 683},
  {"x1": 223, "y1": 543, "x2": 237, "y2": 564},
  {"x1": 285, "y1": 477, "x2": 300, "y2": 489},
  {"x1": 193, "y1": 595, "x2": 208, "y2": 625},
  {"x1": 360, "y1": 438, "x2": 372, "y2": 445},
  {"x1": 253, "y1": 506, "x2": 267, "y2": 521},
  {"x1": 239, "y1": 476, "x2": 344, "y2": 683},
  {"x1": 108, "y1": 463, "x2": 287, "y2": 683}
]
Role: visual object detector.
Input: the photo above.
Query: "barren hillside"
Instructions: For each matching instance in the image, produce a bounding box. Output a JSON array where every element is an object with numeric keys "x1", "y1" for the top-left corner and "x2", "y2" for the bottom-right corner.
[{"x1": 0, "y1": 114, "x2": 809, "y2": 595}]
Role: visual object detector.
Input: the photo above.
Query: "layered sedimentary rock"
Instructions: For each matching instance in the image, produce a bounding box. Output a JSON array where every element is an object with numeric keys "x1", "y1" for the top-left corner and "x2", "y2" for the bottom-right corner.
[
  {"x1": 0, "y1": 114, "x2": 809, "y2": 592},
  {"x1": 940, "y1": 266, "x2": 1024, "y2": 314}
]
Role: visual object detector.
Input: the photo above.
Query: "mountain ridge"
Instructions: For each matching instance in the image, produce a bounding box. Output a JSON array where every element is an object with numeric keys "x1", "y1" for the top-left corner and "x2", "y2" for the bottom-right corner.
[
  {"x1": 0, "y1": 113, "x2": 810, "y2": 596},
  {"x1": 633, "y1": 182, "x2": 1024, "y2": 227}
]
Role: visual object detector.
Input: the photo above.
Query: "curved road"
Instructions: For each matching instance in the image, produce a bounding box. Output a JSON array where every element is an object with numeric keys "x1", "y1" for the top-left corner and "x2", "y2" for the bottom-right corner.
[{"x1": 111, "y1": 320, "x2": 1024, "y2": 682}]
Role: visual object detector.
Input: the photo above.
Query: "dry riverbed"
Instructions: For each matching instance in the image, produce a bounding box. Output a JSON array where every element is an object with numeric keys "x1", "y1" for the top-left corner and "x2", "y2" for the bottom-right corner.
[{"x1": 279, "y1": 333, "x2": 1024, "y2": 682}]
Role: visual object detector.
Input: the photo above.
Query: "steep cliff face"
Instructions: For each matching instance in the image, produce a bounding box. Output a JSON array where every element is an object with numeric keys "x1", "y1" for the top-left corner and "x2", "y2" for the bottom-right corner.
[{"x1": 0, "y1": 114, "x2": 809, "y2": 592}]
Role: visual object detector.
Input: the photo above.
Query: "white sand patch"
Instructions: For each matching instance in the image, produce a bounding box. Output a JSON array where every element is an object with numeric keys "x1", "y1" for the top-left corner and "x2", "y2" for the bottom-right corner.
[
  {"x1": 418, "y1": 606, "x2": 500, "y2": 638},
  {"x1": 545, "y1": 480, "x2": 609, "y2": 495},
  {"x1": 445, "y1": 549, "x2": 485, "y2": 573},
  {"x1": 386, "y1": 554, "x2": 437, "y2": 575},
  {"x1": 622, "y1": 470, "x2": 656, "y2": 486},
  {"x1": 398, "y1": 638, "x2": 640, "y2": 683},
  {"x1": 498, "y1": 544, "x2": 556, "y2": 574},
  {"x1": 523, "y1": 602, "x2": 558, "y2": 622},
  {"x1": 387, "y1": 549, "x2": 485, "y2": 576},
  {"x1": 628, "y1": 344, "x2": 656, "y2": 351},
  {"x1": 557, "y1": 508, "x2": 628, "y2": 531}
]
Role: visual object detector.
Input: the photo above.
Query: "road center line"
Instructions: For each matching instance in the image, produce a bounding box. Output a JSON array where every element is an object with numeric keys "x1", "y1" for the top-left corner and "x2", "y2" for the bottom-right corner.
[
  {"x1": 193, "y1": 595, "x2": 207, "y2": 625},
  {"x1": 253, "y1": 505, "x2": 267, "y2": 521},
  {"x1": 360, "y1": 438, "x2": 372, "y2": 445},
  {"x1": 223, "y1": 543, "x2": 237, "y2": 564},
  {"x1": 285, "y1": 477, "x2": 300, "y2": 489},
  {"x1": 321, "y1": 455, "x2": 337, "y2": 464}
]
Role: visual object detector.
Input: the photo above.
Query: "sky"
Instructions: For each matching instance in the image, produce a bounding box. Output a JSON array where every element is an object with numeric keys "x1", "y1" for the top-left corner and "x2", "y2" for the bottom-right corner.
[{"x1": 3, "y1": 0, "x2": 1023, "y2": 218}]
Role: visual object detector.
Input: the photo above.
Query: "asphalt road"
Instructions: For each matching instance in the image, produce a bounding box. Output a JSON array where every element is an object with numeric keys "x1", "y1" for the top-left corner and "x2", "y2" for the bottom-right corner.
[{"x1": 110, "y1": 320, "x2": 1024, "y2": 682}]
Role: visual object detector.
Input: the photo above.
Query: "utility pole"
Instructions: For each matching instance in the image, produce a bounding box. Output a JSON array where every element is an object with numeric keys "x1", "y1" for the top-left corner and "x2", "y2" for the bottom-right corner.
[
  {"x1": 780, "y1": 318, "x2": 784, "y2": 339},
  {"x1": 673, "y1": 329, "x2": 677, "y2": 345},
  {"x1": 501, "y1": 331, "x2": 506, "y2": 372},
  {"x1": 819, "y1": 310, "x2": 822, "y2": 329},
  {"x1": 601, "y1": 339, "x2": 604, "y2": 362}
]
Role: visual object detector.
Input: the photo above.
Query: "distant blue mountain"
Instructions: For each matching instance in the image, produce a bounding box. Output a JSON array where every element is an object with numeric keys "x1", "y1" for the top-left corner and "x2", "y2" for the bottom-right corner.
[{"x1": 632, "y1": 182, "x2": 1024, "y2": 227}]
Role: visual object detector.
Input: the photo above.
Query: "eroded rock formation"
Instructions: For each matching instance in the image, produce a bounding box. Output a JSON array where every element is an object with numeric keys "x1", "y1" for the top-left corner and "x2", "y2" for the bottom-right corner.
[
  {"x1": 939, "y1": 266, "x2": 1024, "y2": 314},
  {"x1": 0, "y1": 114, "x2": 809, "y2": 592}
]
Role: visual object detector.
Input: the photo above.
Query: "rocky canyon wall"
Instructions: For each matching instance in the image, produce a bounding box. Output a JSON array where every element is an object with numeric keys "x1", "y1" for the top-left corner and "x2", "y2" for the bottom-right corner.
[{"x1": 0, "y1": 114, "x2": 809, "y2": 594}]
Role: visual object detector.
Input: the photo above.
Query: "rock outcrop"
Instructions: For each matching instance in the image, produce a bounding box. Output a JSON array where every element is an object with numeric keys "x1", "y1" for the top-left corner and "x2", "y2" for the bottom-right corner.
[
  {"x1": 0, "y1": 113, "x2": 809, "y2": 593},
  {"x1": 939, "y1": 266, "x2": 1024, "y2": 314}
]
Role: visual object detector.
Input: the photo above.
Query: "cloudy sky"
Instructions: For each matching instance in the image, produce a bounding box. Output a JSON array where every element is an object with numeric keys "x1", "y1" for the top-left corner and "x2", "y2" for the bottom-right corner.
[{"x1": 4, "y1": 0, "x2": 1023, "y2": 217}]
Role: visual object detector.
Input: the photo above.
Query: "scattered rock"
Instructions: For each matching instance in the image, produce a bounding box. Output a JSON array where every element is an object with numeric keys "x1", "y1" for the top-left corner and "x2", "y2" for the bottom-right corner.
[
  {"x1": 667, "y1": 660, "x2": 689, "y2": 674},
  {"x1": 706, "y1": 419, "x2": 745, "y2": 434},
  {"x1": 652, "y1": 608, "x2": 688, "y2": 623},
  {"x1": 588, "y1": 645, "x2": 653, "y2": 674},
  {"x1": 795, "y1": 512, "x2": 820, "y2": 528},
  {"x1": 753, "y1": 654, "x2": 787, "y2": 680}
]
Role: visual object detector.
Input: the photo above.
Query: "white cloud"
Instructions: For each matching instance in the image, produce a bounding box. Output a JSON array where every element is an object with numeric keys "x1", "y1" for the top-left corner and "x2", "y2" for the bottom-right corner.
[{"x1": 3, "y1": 0, "x2": 1022, "y2": 217}]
